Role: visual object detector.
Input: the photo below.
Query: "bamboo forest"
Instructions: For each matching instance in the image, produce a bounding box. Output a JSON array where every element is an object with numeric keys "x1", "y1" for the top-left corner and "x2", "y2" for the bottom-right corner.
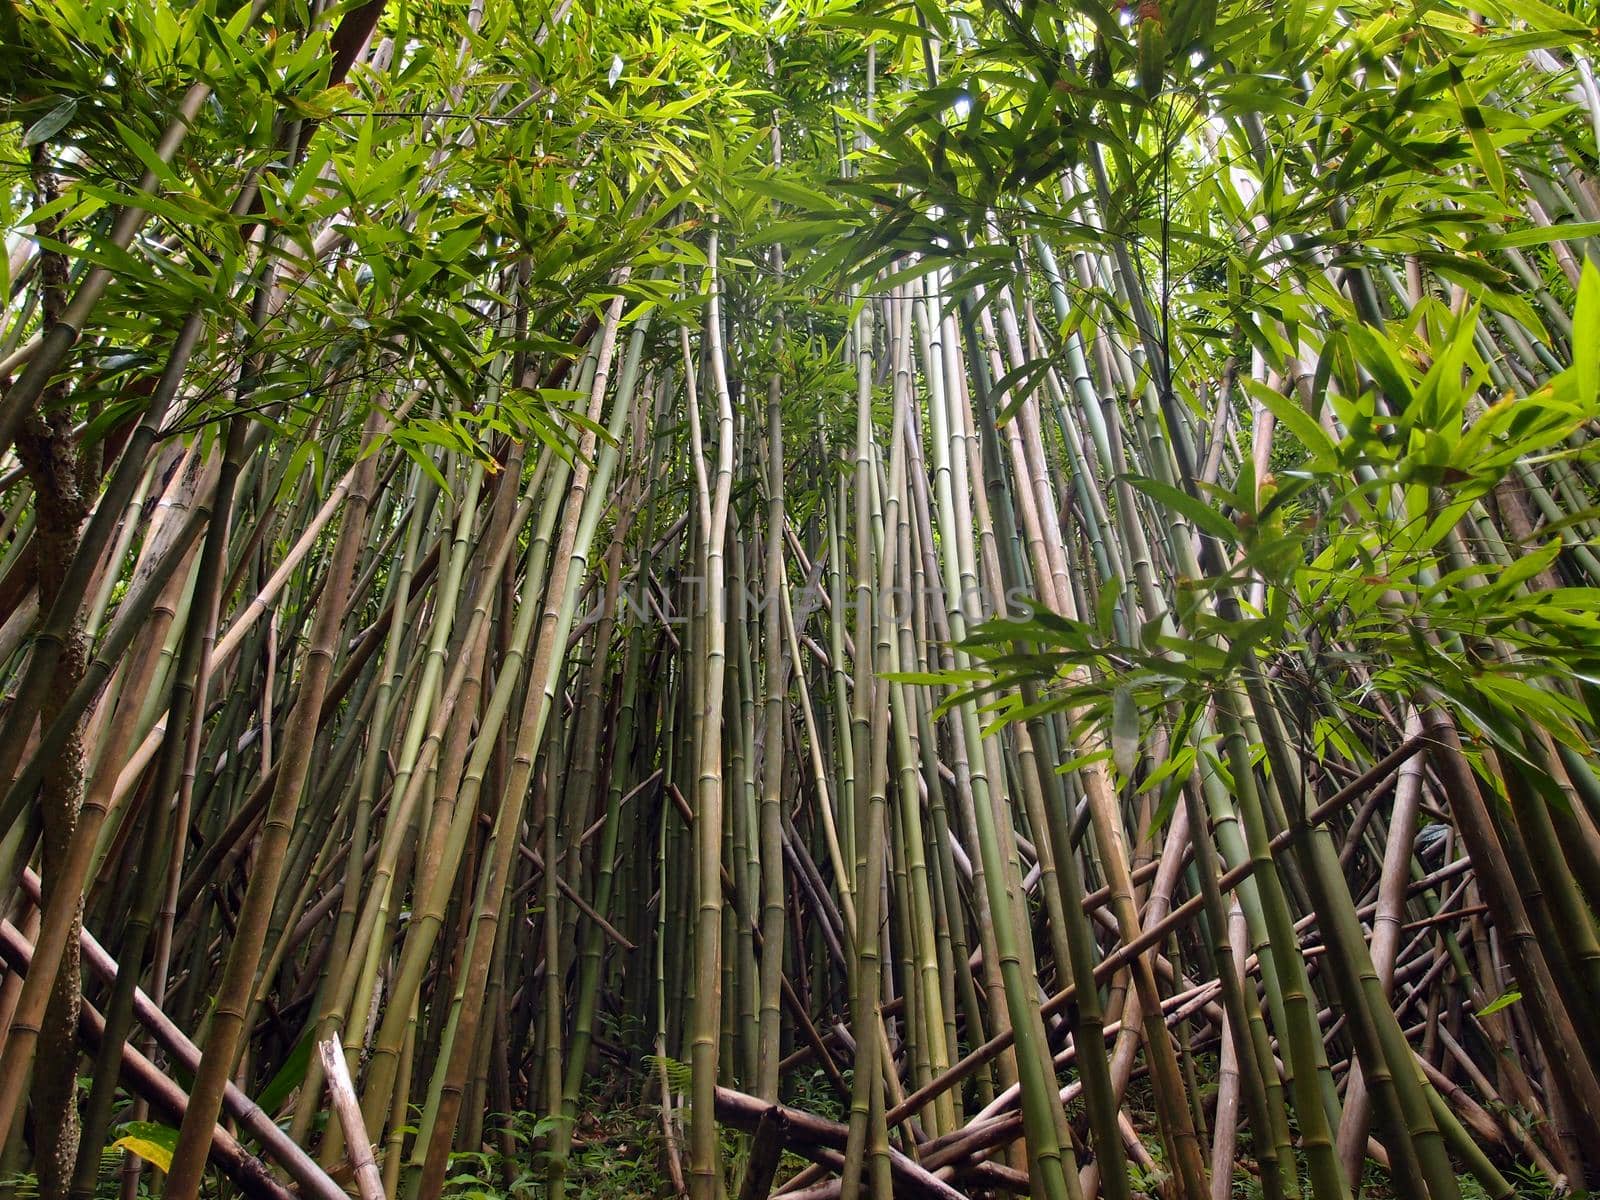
[{"x1": 6, "y1": 0, "x2": 1600, "y2": 1197}]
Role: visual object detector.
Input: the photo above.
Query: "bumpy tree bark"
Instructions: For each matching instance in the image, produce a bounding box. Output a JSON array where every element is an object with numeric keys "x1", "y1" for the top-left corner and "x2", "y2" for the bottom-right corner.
[{"x1": 14, "y1": 147, "x2": 89, "y2": 1200}]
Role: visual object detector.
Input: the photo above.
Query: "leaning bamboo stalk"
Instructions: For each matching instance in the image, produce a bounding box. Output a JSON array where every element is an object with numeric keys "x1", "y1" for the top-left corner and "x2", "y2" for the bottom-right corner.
[
  {"x1": 164, "y1": 405, "x2": 385, "y2": 1200},
  {"x1": 684, "y1": 223, "x2": 737, "y2": 1200},
  {"x1": 317, "y1": 1039, "x2": 384, "y2": 1200},
  {"x1": 0, "y1": 921, "x2": 295, "y2": 1200},
  {"x1": 9, "y1": 873, "x2": 348, "y2": 1200},
  {"x1": 1335, "y1": 710, "x2": 1426, "y2": 1181},
  {"x1": 411, "y1": 279, "x2": 635, "y2": 1200}
]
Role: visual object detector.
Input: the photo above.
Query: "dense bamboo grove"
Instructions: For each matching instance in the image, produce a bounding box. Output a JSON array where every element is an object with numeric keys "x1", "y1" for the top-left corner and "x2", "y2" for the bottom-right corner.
[{"x1": 3, "y1": 0, "x2": 1600, "y2": 1198}]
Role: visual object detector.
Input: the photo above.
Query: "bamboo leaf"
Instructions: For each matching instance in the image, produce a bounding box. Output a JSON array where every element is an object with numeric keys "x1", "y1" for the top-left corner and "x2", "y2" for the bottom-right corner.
[
  {"x1": 1112, "y1": 685, "x2": 1139, "y2": 780},
  {"x1": 1125, "y1": 475, "x2": 1238, "y2": 544},
  {"x1": 1575, "y1": 260, "x2": 1599, "y2": 405},
  {"x1": 111, "y1": 1123, "x2": 179, "y2": 1172},
  {"x1": 1447, "y1": 60, "x2": 1507, "y2": 204},
  {"x1": 1477, "y1": 989, "x2": 1522, "y2": 1017},
  {"x1": 1467, "y1": 220, "x2": 1600, "y2": 251},
  {"x1": 24, "y1": 98, "x2": 77, "y2": 145},
  {"x1": 255, "y1": 1027, "x2": 315, "y2": 1114}
]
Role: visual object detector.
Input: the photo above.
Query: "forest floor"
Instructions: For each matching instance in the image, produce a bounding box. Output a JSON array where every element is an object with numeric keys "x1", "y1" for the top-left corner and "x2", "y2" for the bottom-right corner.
[{"x1": 424, "y1": 1060, "x2": 1523, "y2": 1200}]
